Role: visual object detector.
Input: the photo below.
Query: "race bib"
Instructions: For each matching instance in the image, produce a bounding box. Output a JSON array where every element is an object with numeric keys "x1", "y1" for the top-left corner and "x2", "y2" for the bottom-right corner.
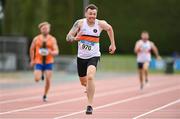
[
  {"x1": 39, "y1": 48, "x2": 49, "y2": 56},
  {"x1": 79, "y1": 40, "x2": 95, "y2": 51},
  {"x1": 140, "y1": 43, "x2": 151, "y2": 52}
]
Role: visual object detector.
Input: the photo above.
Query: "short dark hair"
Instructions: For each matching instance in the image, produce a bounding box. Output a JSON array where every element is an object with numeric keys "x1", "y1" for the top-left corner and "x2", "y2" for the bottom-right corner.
[{"x1": 85, "y1": 4, "x2": 98, "y2": 12}]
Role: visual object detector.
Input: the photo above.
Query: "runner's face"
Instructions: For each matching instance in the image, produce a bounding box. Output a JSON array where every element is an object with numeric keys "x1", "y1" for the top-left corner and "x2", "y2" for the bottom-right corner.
[
  {"x1": 141, "y1": 33, "x2": 149, "y2": 41},
  {"x1": 85, "y1": 9, "x2": 97, "y2": 24},
  {"x1": 40, "y1": 25, "x2": 50, "y2": 35}
]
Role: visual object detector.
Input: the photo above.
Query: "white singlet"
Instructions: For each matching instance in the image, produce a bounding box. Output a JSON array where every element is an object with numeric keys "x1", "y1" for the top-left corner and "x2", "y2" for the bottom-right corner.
[
  {"x1": 136, "y1": 40, "x2": 153, "y2": 63},
  {"x1": 77, "y1": 18, "x2": 102, "y2": 59}
]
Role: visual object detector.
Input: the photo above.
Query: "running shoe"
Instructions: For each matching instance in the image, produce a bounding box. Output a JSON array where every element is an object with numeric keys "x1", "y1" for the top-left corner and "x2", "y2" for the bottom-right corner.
[
  {"x1": 86, "y1": 105, "x2": 93, "y2": 114},
  {"x1": 43, "y1": 95, "x2": 47, "y2": 102}
]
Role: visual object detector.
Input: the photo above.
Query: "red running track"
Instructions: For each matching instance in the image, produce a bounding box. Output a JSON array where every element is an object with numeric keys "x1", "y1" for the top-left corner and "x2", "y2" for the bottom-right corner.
[{"x1": 0, "y1": 74, "x2": 179, "y2": 119}]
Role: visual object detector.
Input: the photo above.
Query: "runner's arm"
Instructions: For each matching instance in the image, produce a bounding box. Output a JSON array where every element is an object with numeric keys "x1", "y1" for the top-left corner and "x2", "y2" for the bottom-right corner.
[
  {"x1": 66, "y1": 20, "x2": 81, "y2": 42},
  {"x1": 50, "y1": 38, "x2": 59, "y2": 56},
  {"x1": 134, "y1": 41, "x2": 141, "y2": 54},
  {"x1": 29, "y1": 38, "x2": 36, "y2": 66},
  {"x1": 99, "y1": 20, "x2": 116, "y2": 54},
  {"x1": 151, "y1": 42, "x2": 161, "y2": 59}
]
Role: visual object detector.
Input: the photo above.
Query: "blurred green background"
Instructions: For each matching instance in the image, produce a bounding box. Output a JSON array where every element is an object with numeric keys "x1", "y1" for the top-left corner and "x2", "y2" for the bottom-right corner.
[
  {"x1": 1, "y1": 0, "x2": 180, "y2": 55},
  {"x1": 0, "y1": 0, "x2": 180, "y2": 73}
]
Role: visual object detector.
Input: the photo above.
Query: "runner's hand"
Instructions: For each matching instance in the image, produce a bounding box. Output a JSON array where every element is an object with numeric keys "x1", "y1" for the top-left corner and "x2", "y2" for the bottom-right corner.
[
  {"x1": 109, "y1": 44, "x2": 116, "y2": 54},
  {"x1": 30, "y1": 60, "x2": 35, "y2": 67},
  {"x1": 48, "y1": 49, "x2": 58, "y2": 56},
  {"x1": 156, "y1": 55, "x2": 162, "y2": 60},
  {"x1": 74, "y1": 31, "x2": 83, "y2": 41}
]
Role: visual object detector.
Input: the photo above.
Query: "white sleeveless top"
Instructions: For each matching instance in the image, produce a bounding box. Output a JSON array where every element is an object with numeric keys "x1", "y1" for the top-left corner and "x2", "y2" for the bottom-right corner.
[
  {"x1": 136, "y1": 40, "x2": 153, "y2": 63},
  {"x1": 77, "y1": 18, "x2": 102, "y2": 59}
]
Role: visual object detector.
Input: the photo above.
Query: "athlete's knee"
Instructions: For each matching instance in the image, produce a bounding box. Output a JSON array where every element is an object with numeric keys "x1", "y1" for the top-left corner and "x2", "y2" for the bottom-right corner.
[
  {"x1": 81, "y1": 82, "x2": 86, "y2": 87},
  {"x1": 143, "y1": 63, "x2": 149, "y2": 70},
  {"x1": 35, "y1": 79, "x2": 39, "y2": 82},
  {"x1": 34, "y1": 76, "x2": 41, "y2": 82},
  {"x1": 87, "y1": 69, "x2": 96, "y2": 81},
  {"x1": 87, "y1": 74, "x2": 94, "y2": 80},
  {"x1": 80, "y1": 78, "x2": 87, "y2": 86},
  {"x1": 143, "y1": 67, "x2": 148, "y2": 71}
]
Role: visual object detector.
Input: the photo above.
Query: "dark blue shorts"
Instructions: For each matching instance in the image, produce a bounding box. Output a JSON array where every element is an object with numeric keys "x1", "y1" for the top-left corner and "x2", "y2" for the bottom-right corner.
[{"x1": 34, "y1": 64, "x2": 53, "y2": 71}]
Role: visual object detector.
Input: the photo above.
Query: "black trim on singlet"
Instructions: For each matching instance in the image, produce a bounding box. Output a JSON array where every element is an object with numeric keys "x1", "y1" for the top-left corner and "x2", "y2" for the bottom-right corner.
[
  {"x1": 81, "y1": 35, "x2": 99, "y2": 38},
  {"x1": 42, "y1": 41, "x2": 46, "y2": 64}
]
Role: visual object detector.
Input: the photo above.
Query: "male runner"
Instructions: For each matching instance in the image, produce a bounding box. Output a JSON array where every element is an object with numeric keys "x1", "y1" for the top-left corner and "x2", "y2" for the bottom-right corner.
[
  {"x1": 134, "y1": 31, "x2": 161, "y2": 90},
  {"x1": 30, "y1": 22, "x2": 59, "y2": 101},
  {"x1": 66, "y1": 4, "x2": 116, "y2": 114}
]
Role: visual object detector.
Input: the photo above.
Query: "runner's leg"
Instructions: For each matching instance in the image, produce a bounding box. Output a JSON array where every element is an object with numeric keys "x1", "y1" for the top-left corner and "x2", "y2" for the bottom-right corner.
[
  {"x1": 86, "y1": 65, "x2": 96, "y2": 106},
  {"x1": 143, "y1": 62, "x2": 149, "y2": 83},
  {"x1": 44, "y1": 70, "x2": 52, "y2": 96},
  {"x1": 34, "y1": 70, "x2": 42, "y2": 82}
]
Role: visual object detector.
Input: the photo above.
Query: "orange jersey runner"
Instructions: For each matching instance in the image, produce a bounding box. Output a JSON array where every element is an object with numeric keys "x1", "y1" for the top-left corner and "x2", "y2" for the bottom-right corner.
[{"x1": 34, "y1": 34, "x2": 55, "y2": 64}]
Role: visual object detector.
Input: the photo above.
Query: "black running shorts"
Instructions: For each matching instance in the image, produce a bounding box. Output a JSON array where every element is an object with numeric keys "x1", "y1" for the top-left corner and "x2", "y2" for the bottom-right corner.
[
  {"x1": 77, "y1": 57, "x2": 100, "y2": 77},
  {"x1": 137, "y1": 62, "x2": 144, "y2": 69}
]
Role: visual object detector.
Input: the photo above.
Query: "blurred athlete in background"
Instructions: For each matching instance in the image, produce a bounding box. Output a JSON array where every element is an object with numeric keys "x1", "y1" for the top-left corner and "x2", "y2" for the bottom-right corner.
[
  {"x1": 134, "y1": 31, "x2": 161, "y2": 90},
  {"x1": 30, "y1": 22, "x2": 59, "y2": 101}
]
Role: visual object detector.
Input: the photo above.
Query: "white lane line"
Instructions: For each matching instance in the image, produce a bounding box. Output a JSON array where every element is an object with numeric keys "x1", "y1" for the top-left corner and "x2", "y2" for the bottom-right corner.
[
  {"x1": 0, "y1": 86, "x2": 78, "y2": 98},
  {"x1": 0, "y1": 83, "x2": 79, "y2": 97},
  {"x1": 0, "y1": 78, "x2": 175, "y2": 104},
  {"x1": 0, "y1": 85, "x2": 139, "y2": 115},
  {"x1": 0, "y1": 82, "x2": 124, "y2": 104},
  {"x1": 0, "y1": 89, "x2": 80, "y2": 104},
  {"x1": 0, "y1": 97, "x2": 85, "y2": 115},
  {"x1": 133, "y1": 99, "x2": 180, "y2": 119},
  {"x1": 53, "y1": 86, "x2": 180, "y2": 119}
]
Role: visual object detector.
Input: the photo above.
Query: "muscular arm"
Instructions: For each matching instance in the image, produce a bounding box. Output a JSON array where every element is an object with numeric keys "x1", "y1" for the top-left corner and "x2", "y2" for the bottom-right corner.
[
  {"x1": 99, "y1": 20, "x2": 116, "y2": 54},
  {"x1": 66, "y1": 20, "x2": 82, "y2": 42},
  {"x1": 50, "y1": 38, "x2": 59, "y2": 56}
]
